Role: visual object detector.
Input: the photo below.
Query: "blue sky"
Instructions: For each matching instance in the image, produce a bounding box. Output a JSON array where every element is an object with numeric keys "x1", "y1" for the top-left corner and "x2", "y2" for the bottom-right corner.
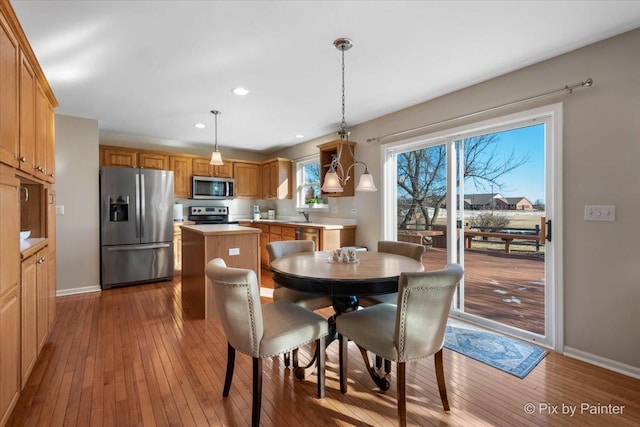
[{"x1": 464, "y1": 123, "x2": 545, "y2": 203}]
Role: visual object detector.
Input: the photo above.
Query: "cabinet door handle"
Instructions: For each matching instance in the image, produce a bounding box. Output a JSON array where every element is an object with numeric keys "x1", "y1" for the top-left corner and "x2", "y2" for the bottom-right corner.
[
  {"x1": 37, "y1": 257, "x2": 46, "y2": 264},
  {"x1": 19, "y1": 186, "x2": 29, "y2": 203},
  {"x1": 19, "y1": 156, "x2": 26, "y2": 162}
]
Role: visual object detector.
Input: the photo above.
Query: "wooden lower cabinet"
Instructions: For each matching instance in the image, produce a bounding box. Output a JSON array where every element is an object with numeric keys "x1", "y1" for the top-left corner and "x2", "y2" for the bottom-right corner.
[
  {"x1": 0, "y1": 288, "x2": 19, "y2": 427},
  {"x1": 20, "y1": 254, "x2": 37, "y2": 386},
  {"x1": 181, "y1": 226, "x2": 260, "y2": 319},
  {"x1": 173, "y1": 224, "x2": 183, "y2": 274},
  {"x1": 35, "y1": 249, "x2": 48, "y2": 352},
  {"x1": 20, "y1": 247, "x2": 48, "y2": 388},
  {"x1": 255, "y1": 222, "x2": 355, "y2": 267},
  {"x1": 0, "y1": 164, "x2": 20, "y2": 426}
]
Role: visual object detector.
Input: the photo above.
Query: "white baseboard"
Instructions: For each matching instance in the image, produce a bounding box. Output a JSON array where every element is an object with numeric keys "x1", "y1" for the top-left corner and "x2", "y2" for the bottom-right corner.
[
  {"x1": 563, "y1": 346, "x2": 640, "y2": 380},
  {"x1": 56, "y1": 285, "x2": 101, "y2": 297}
]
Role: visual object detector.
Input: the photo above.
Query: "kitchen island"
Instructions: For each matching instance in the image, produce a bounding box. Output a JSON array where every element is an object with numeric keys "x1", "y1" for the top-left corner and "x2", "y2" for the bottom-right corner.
[{"x1": 181, "y1": 224, "x2": 261, "y2": 319}]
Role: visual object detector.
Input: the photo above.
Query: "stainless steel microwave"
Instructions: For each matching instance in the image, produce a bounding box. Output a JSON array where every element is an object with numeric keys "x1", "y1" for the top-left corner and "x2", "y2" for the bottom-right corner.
[{"x1": 192, "y1": 176, "x2": 235, "y2": 199}]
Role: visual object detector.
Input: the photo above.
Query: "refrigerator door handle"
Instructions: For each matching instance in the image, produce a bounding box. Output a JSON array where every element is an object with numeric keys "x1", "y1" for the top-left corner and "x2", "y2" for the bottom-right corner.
[
  {"x1": 105, "y1": 243, "x2": 171, "y2": 251},
  {"x1": 140, "y1": 173, "x2": 146, "y2": 238},
  {"x1": 135, "y1": 173, "x2": 141, "y2": 238}
]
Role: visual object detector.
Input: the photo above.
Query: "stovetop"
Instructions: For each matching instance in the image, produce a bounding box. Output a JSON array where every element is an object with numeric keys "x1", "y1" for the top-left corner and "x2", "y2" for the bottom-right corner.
[{"x1": 187, "y1": 206, "x2": 239, "y2": 225}]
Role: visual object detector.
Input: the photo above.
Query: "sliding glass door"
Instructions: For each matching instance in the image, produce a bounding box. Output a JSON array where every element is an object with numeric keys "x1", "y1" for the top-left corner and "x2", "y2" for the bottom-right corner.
[{"x1": 382, "y1": 104, "x2": 562, "y2": 349}]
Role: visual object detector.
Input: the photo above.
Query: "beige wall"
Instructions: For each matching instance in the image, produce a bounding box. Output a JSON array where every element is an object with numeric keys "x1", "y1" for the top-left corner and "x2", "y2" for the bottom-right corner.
[
  {"x1": 54, "y1": 114, "x2": 100, "y2": 293},
  {"x1": 274, "y1": 28, "x2": 640, "y2": 372},
  {"x1": 57, "y1": 28, "x2": 640, "y2": 374}
]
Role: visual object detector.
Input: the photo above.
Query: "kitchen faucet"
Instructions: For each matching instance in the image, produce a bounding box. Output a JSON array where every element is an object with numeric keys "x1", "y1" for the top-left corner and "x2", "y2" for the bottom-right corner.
[{"x1": 298, "y1": 210, "x2": 310, "y2": 222}]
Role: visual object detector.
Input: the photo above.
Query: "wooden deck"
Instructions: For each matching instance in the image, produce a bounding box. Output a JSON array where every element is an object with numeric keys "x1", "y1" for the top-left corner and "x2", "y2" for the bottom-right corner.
[{"x1": 421, "y1": 247, "x2": 545, "y2": 335}]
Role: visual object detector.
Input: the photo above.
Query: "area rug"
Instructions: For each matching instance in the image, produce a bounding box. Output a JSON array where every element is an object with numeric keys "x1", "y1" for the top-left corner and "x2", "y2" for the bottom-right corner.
[{"x1": 444, "y1": 322, "x2": 547, "y2": 378}]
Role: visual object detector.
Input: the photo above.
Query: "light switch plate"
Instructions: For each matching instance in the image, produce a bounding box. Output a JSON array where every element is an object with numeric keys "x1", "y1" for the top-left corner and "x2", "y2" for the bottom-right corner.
[
  {"x1": 584, "y1": 205, "x2": 616, "y2": 221},
  {"x1": 55, "y1": 205, "x2": 64, "y2": 215}
]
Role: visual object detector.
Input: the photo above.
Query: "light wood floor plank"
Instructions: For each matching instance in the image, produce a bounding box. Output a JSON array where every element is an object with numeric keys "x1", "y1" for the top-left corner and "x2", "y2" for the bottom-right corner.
[{"x1": 8, "y1": 275, "x2": 640, "y2": 426}]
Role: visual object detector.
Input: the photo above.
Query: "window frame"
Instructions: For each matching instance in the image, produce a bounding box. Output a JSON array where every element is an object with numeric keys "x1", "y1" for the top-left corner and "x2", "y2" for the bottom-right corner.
[{"x1": 296, "y1": 157, "x2": 329, "y2": 210}]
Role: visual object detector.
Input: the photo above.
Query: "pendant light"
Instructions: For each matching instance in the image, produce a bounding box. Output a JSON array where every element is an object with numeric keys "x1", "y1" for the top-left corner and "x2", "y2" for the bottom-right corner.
[
  {"x1": 321, "y1": 38, "x2": 377, "y2": 193},
  {"x1": 209, "y1": 110, "x2": 224, "y2": 165}
]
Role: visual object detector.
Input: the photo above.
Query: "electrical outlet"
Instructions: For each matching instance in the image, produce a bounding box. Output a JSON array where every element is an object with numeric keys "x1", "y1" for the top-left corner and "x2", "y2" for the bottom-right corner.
[
  {"x1": 351, "y1": 208, "x2": 357, "y2": 214},
  {"x1": 584, "y1": 205, "x2": 616, "y2": 222},
  {"x1": 228, "y1": 248, "x2": 240, "y2": 256}
]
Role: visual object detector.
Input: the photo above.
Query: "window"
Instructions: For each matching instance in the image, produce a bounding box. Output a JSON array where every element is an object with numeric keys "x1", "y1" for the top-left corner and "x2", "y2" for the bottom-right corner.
[{"x1": 296, "y1": 158, "x2": 328, "y2": 209}]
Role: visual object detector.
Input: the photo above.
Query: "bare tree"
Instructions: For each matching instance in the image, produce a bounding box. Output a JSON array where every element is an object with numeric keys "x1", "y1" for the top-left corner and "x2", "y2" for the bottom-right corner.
[{"x1": 397, "y1": 134, "x2": 529, "y2": 229}]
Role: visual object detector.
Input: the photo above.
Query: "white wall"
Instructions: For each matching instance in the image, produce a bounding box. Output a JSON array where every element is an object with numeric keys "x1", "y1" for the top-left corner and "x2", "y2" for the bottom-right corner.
[{"x1": 55, "y1": 115, "x2": 100, "y2": 293}]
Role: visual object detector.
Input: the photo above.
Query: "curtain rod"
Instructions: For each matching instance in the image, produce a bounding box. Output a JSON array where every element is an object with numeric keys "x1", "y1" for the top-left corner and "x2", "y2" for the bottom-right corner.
[
  {"x1": 366, "y1": 77, "x2": 593, "y2": 143},
  {"x1": 291, "y1": 152, "x2": 318, "y2": 162}
]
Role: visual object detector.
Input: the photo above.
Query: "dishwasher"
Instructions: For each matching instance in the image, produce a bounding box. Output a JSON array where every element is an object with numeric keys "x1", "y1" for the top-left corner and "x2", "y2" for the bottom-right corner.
[{"x1": 295, "y1": 227, "x2": 319, "y2": 249}]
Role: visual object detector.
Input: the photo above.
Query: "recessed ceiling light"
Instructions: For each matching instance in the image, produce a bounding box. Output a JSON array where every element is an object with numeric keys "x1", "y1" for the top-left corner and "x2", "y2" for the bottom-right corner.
[
  {"x1": 232, "y1": 87, "x2": 250, "y2": 96},
  {"x1": 194, "y1": 123, "x2": 206, "y2": 129},
  {"x1": 296, "y1": 134, "x2": 304, "y2": 139}
]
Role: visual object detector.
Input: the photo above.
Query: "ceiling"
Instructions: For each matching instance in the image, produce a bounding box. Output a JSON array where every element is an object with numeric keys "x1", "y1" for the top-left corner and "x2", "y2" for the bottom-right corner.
[{"x1": 12, "y1": 1, "x2": 640, "y2": 154}]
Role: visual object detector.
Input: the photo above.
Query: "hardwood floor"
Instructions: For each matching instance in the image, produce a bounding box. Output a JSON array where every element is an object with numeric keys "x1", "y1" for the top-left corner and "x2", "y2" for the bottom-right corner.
[{"x1": 8, "y1": 275, "x2": 640, "y2": 426}]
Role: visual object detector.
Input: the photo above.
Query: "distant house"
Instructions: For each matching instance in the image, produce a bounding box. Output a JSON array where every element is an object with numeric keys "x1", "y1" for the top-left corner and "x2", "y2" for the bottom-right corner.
[
  {"x1": 461, "y1": 193, "x2": 533, "y2": 210},
  {"x1": 505, "y1": 197, "x2": 534, "y2": 210}
]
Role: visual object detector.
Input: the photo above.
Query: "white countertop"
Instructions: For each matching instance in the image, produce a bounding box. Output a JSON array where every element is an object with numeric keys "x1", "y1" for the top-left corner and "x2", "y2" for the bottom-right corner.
[
  {"x1": 237, "y1": 218, "x2": 357, "y2": 229},
  {"x1": 180, "y1": 224, "x2": 262, "y2": 236}
]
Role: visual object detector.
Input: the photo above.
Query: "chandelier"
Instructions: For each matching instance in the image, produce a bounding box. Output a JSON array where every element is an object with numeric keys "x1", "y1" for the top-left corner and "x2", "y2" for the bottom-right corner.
[
  {"x1": 321, "y1": 38, "x2": 377, "y2": 193},
  {"x1": 209, "y1": 110, "x2": 224, "y2": 165}
]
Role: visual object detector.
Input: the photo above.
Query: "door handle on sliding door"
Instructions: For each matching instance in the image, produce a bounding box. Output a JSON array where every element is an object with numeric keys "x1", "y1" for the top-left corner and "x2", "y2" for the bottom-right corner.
[{"x1": 546, "y1": 219, "x2": 552, "y2": 242}]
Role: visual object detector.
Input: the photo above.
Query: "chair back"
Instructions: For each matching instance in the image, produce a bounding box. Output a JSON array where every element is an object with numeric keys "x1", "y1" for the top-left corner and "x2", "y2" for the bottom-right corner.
[
  {"x1": 205, "y1": 258, "x2": 263, "y2": 357},
  {"x1": 378, "y1": 240, "x2": 424, "y2": 261},
  {"x1": 267, "y1": 240, "x2": 315, "y2": 262},
  {"x1": 395, "y1": 263, "x2": 463, "y2": 361},
  {"x1": 267, "y1": 240, "x2": 315, "y2": 288}
]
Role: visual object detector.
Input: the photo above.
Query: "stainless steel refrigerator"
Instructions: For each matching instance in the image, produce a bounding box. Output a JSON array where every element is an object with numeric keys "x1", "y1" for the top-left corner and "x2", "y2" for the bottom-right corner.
[{"x1": 100, "y1": 166, "x2": 174, "y2": 289}]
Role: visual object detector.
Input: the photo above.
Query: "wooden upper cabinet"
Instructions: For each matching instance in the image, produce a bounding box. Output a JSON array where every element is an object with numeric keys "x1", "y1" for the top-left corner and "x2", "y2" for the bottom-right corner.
[
  {"x1": 234, "y1": 161, "x2": 260, "y2": 199},
  {"x1": 214, "y1": 161, "x2": 233, "y2": 178},
  {"x1": 260, "y1": 158, "x2": 291, "y2": 200},
  {"x1": 192, "y1": 157, "x2": 233, "y2": 178},
  {"x1": 44, "y1": 101, "x2": 55, "y2": 182},
  {"x1": 100, "y1": 146, "x2": 138, "y2": 168},
  {"x1": 169, "y1": 155, "x2": 193, "y2": 199},
  {"x1": 34, "y1": 83, "x2": 48, "y2": 181},
  {"x1": 192, "y1": 157, "x2": 211, "y2": 176},
  {"x1": 138, "y1": 152, "x2": 168, "y2": 170},
  {"x1": 0, "y1": 13, "x2": 19, "y2": 168},
  {"x1": 319, "y1": 139, "x2": 356, "y2": 197},
  {"x1": 19, "y1": 53, "x2": 36, "y2": 175}
]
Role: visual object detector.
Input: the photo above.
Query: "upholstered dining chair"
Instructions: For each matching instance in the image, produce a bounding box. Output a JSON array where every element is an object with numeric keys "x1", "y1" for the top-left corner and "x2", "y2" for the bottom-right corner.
[
  {"x1": 357, "y1": 240, "x2": 426, "y2": 373},
  {"x1": 336, "y1": 264, "x2": 464, "y2": 427},
  {"x1": 205, "y1": 258, "x2": 328, "y2": 427},
  {"x1": 266, "y1": 240, "x2": 333, "y2": 367},
  {"x1": 357, "y1": 240, "x2": 425, "y2": 307},
  {"x1": 266, "y1": 240, "x2": 333, "y2": 310}
]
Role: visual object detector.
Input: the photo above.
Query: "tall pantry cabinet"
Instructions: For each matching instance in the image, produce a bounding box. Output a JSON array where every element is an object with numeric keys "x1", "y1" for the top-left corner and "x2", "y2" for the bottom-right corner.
[{"x1": 0, "y1": 1, "x2": 58, "y2": 426}]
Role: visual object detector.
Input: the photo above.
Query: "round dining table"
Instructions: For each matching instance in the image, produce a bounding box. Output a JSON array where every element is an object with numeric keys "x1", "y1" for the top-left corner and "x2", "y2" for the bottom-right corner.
[
  {"x1": 270, "y1": 250, "x2": 424, "y2": 311},
  {"x1": 270, "y1": 250, "x2": 424, "y2": 386}
]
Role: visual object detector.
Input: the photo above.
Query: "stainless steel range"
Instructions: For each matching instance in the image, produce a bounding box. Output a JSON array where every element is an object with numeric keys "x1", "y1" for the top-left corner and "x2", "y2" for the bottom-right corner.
[{"x1": 188, "y1": 206, "x2": 239, "y2": 225}]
